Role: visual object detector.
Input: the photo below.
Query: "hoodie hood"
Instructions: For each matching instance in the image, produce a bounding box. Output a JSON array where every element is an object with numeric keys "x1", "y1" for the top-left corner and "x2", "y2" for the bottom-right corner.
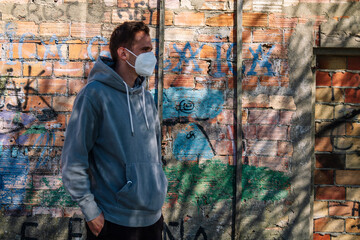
[
  {"x1": 88, "y1": 56, "x2": 149, "y2": 135},
  {"x1": 88, "y1": 56, "x2": 145, "y2": 94}
]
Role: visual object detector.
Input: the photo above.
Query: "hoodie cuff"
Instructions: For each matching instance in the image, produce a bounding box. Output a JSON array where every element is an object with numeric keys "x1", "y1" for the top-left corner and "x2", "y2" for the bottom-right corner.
[{"x1": 78, "y1": 196, "x2": 102, "y2": 222}]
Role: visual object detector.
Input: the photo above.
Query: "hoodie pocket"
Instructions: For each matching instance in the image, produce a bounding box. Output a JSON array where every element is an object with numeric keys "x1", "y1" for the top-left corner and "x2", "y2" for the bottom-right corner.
[{"x1": 116, "y1": 162, "x2": 168, "y2": 212}]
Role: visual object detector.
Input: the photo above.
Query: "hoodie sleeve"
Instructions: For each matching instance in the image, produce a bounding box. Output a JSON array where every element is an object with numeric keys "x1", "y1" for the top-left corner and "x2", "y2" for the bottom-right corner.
[{"x1": 61, "y1": 92, "x2": 102, "y2": 222}]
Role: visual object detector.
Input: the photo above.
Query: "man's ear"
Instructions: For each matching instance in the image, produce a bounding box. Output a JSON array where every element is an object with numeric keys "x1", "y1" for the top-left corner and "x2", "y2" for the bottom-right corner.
[{"x1": 117, "y1": 47, "x2": 128, "y2": 61}]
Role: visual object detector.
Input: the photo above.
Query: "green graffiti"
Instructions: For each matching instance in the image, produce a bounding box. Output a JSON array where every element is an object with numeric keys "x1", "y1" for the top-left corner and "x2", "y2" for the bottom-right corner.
[
  {"x1": 23, "y1": 124, "x2": 48, "y2": 135},
  {"x1": 164, "y1": 162, "x2": 290, "y2": 207},
  {"x1": 241, "y1": 165, "x2": 290, "y2": 201},
  {"x1": 25, "y1": 177, "x2": 77, "y2": 207},
  {"x1": 164, "y1": 160, "x2": 234, "y2": 207}
]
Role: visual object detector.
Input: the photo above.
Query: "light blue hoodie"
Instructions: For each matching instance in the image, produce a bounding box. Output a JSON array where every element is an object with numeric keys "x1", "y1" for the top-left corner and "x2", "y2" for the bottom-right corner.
[{"x1": 61, "y1": 56, "x2": 168, "y2": 227}]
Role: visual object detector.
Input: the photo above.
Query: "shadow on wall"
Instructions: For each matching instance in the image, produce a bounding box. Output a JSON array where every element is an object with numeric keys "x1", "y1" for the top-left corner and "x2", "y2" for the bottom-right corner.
[{"x1": 0, "y1": 0, "x2": 358, "y2": 239}]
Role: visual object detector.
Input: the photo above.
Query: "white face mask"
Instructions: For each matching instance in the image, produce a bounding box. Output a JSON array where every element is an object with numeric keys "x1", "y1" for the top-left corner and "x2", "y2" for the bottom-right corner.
[{"x1": 125, "y1": 48, "x2": 157, "y2": 77}]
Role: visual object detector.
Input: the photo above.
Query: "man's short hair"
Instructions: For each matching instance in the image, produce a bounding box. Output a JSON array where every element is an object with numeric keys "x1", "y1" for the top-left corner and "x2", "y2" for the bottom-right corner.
[{"x1": 109, "y1": 21, "x2": 150, "y2": 61}]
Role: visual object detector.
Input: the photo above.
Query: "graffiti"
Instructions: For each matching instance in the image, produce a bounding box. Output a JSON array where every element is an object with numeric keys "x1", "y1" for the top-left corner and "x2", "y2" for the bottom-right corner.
[
  {"x1": 10, "y1": 1, "x2": 105, "y2": 22},
  {"x1": 167, "y1": 42, "x2": 204, "y2": 73},
  {"x1": 241, "y1": 165, "x2": 290, "y2": 201},
  {"x1": 177, "y1": 100, "x2": 195, "y2": 114},
  {"x1": 164, "y1": 219, "x2": 208, "y2": 240},
  {"x1": 21, "y1": 222, "x2": 38, "y2": 240},
  {"x1": 164, "y1": 160, "x2": 234, "y2": 207},
  {"x1": 0, "y1": 23, "x2": 110, "y2": 65},
  {"x1": 173, "y1": 124, "x2": 215, "y2": 161},
  {"x1": 247, "y1": 44, "x2": 276, "y2": 76},
  {"x1": 352, "y1": 202, "x2": 360, "y2": 216},
  {"x1": 162, "y1": 88, "x2": 224, "y2": 121},
  {"x1": 20, "y1": 218, "x2": 82, "y2": 240}
]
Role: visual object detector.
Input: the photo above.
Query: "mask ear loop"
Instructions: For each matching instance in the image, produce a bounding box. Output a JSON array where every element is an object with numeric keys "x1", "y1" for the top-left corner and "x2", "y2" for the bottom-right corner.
[{"x1": 125, "y1": 48, "x2": 137, "y2": 69}]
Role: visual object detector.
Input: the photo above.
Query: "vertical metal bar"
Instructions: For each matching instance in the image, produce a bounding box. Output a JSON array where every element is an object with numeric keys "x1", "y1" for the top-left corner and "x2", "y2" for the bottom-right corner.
[
  {"x1": 233, "y1": 0, "x2": 244, "y2": 239},
  {"x1": 157, "y1": 0, "x2": 165, "y2": 128}
]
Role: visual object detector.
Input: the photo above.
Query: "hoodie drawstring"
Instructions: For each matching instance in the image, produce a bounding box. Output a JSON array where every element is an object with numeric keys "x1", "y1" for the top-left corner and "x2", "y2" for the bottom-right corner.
[
  {"x1": 141, "y1": 86, "x2": 149, "y2": 130},
  {"x1": 124, "y1": 82, "x2": 134, "y2": 135}
]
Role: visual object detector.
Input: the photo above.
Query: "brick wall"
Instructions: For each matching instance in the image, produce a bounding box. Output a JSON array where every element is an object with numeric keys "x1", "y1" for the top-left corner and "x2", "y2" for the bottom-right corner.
[
  {"x1": 314, "y1": 55, "x2": 360, "y2": 240},
  {"x1": 0, "y1": 0, "x2": 359, "y2": 239}
]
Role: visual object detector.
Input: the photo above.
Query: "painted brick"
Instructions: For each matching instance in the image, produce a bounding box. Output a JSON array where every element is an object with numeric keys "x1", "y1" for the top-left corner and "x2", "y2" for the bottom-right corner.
[
  {"x1": 348, "y1": 56, "x2": 360, "y2": 70},
  {"x1": 54, "y1": 131, "x2": 66, "y2": 147},
  {"x1": 269, "y1": 95, "x2": 296, "y2": 110},
  {"x1": 316, "y1": 71, "x2": 331, "y2": 86},
  {"x1": 33, "y1": 207, "x2": 63, "y2": 218},
  {"x1": 32, "y1": 175, "x2": 62, "y2": 190},
  {"x1": 246, "y1": 140, "x2": 278, "y2": 156},
  {"x1": 0, "y1": 61, "x2": 22, "y2": 76},
  {"x1": 316, "y1": 122, "x2": 345, "y2": 137},
  {"x1": 313, "y1": 233, "x2": 330, "y2": 240},
  {"x1": 334, "y1": 137, "x2": 360, "y2": 152},
  {"x1": 346, "y1": 218, "x2": 360, "y2": 233},
  {"x1": 54, "y1": 62, "x2": 84, "y2": 77},
  {"x1": 37, "y1": 42, "x2": 67, "y2": 60},
  {"x1": 69, "y1": 79, "x2": 87, "y2": 95},
  {"x1": 334, "y1": 105, "x2": 360, "y2": 120},
  {"x1": 242, "y1": 76, "x2": 259, "y2": 91},
  {"x1": 45, "y1": 114, "x2": 67, "y2": 130},
  {"x1": 165, "y1": 0, "x2": 180, "y2": 9},
  {"x1": 333, "y1": 72, "x2": 360, "y2": 87},
  {"x1": 347, "y1": 188, "x2": 360, "y2": 201},
  {"x1": 345, "y1": 122, "x2": 360, "y2": 136},
  {"x1": 316, "y1": 186, "x2": 345, "y2": 200},
  {"x1": 23, "y1": 62, "x2": 52, "y2": 77},
  {"x1": 314, "y1": 201, "x2": 328, "y2": 218},
  {"x1": 69, "y1": 44, "x2": 99, "y2": 60},
  {"x1": 316, "y1": 88, "x2": 344, "y2": 103},
  {"x1": 22, "y1": 95, "x2": 52, "y2": 112},
  {"x1": 329, "y1": 201, "x2": 359, "y2": 217},
  {"x1": 346, "y1": 154, "x2": 360, "y2": 169},
  {"x1": 336, "y1": 170, "x2": 360, "y2": 185},
  {"x1": 38, "y1": 78, "x2": 67, "y2": 94},
  {"x1": 314, "y1": 170, "x2": 334, "y2": 185},
  {"x1": 63, "y1": 207, "x2": 83, "y2": 218},
  {"x1": 39, "y1": 23, "x2": 70, "y2": 37},
  {"x1": 317, "y1": 56, "x2": 347, "y2": 70},
  {"x1": 143, "y1": 10, "x2": 174, "y2": 26},
  {"x1": 53, "y1": 96, "x2": 76, "y2": 112},
  {"x1": 243, "y1": 12, "x2": 268, "y2": 27},
  {"x1": 315, "y1": 104, "x2": 334, "y2": 120},
  {"x1": 248, "y1": 109, "x2": 279, "y2": 124},
  {"x1": 164, "y1": 74, "x2": 194, "y2": 88},
  {"x1": 174, "y1": 12, "x2": 205, "y2": 26},
  {"x1": 315, "y1": 137, "x2": 333, "y2": 152},
  {"x1": 257, "y1": 125, "x2": 288, "y2": 140},
  {"x1": 314, "y1": 217, "x2": 344, "y2": 232},
  {"x1": 11, "y1": 43, "x2": 37, "y2": 59},
  {"x1": 199, "y1": 44, "x2": 217, "y2": 59}
]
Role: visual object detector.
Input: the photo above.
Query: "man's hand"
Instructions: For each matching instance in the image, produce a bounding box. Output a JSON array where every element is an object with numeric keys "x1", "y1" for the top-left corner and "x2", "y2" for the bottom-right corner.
[{"x1": 87, "y1": 212, "x2": 105, "y2": 237}]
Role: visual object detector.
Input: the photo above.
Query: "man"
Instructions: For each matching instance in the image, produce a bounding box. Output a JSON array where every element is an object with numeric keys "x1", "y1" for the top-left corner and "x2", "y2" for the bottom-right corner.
[{"x1": 61, "y1": 21, "x2": 168, "y2": 240}]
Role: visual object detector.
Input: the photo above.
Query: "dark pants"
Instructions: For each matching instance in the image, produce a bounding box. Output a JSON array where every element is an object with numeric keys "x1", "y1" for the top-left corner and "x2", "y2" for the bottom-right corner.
[{"x1": 86, "y1": 216, "x2": 163, "y2": 240}]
